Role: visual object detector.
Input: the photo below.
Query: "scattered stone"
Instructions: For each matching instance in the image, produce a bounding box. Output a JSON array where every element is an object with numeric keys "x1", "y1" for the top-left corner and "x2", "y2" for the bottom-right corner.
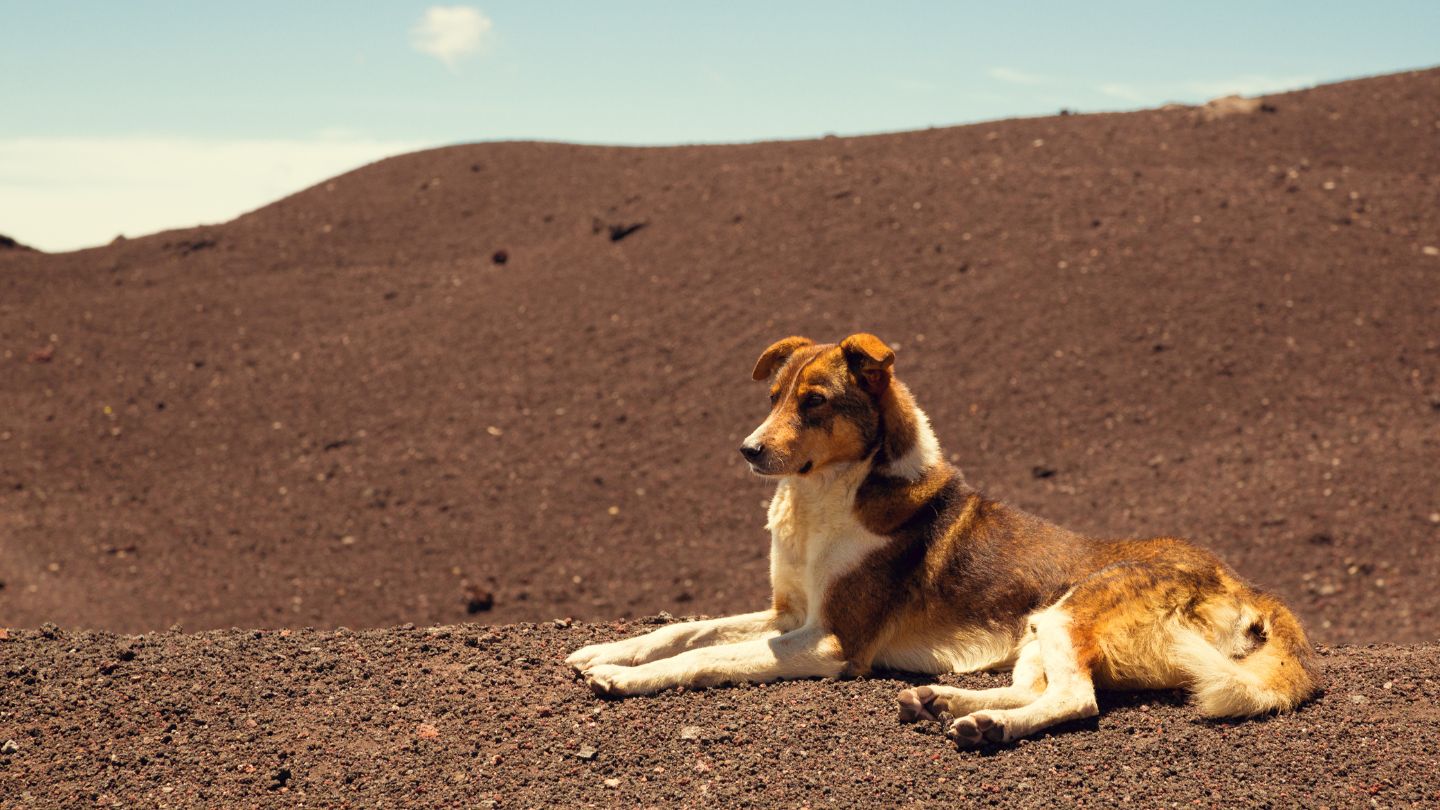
[
  {"x1": 603, "y1": 778, "x2": 620, "y2": 788},
  {"x1": 680, "y1": 726, "x2": 702, "y2": 741},
  {"x1": 607, "y1": 222, "x2": 647, "y2": 242},
  {"x1": 1199, "y1": 95, "x2": 1271, "y2": 121},
  {"x1": 1422, "y1": 246, "x2": 1439, "y2": 257},
  {"x1": 492, "y1": 249, "x2": 509, "y2": 265},
  {"x1": 1348, "y1": 693, "x2": 1369, "y2": 704},
  {"x1": 1, "y1": 740, "x2": 18, "y2": 756},
  {"x1": 465, "y1": 587, "x2": 495, "y2": 614},
  {"x1": 268, "y1": 767, "x2": 292, "y2": 790},
  {"x1": 416, "y1": 723, "x2": 441, "y2": 739},
  {"x1": 575, "y1": 745, "x2": 598, "y2": 761},
  {"x1": 1031, "y1": 466, "x2": 1057, "y2": 479}
]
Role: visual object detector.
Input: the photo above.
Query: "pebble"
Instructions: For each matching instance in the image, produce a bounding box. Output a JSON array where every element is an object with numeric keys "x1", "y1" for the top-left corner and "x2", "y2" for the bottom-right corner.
[
  {"x1": 416, "y1": 723, "x2": 441, "y2": 739},
  {"x1": 680, "y1": 726, "x2": 702, "y2": 741},
  {"x1": 603, "y1": 778, "x2": 620, "y2": 788},
  {"x1": 1, "y1": 740, "x2": 18, "y2": 755},
  {"x1": 575, "y1": 745, "x2": 598, "y2": 761}
]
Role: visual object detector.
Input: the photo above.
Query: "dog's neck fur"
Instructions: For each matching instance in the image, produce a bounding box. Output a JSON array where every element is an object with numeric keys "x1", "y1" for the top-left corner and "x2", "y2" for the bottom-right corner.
[{"x1": 774, "y1": 381, "x2": 952, "y2": 533}]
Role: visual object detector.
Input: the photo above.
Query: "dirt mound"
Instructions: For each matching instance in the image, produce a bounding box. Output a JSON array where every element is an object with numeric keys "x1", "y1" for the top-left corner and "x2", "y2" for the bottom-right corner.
[
  {"x1": 0, "y1": 234, "x2": 36, "y2": 252},
  {"x1": 1, "y1": 69, "x2": 1438, "y2": 642},
  {"x1": 1, "y1": 619, "x2": 1436, "y2": 807}
]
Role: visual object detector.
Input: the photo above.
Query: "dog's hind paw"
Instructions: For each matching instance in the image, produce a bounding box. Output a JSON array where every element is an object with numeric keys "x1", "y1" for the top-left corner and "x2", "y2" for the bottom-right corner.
[
  {"x1": 947, "y1": 711, "x2": 1008, "y2": 748},
  {"x1": 897, "y1": 686, "x2": 941, "y2": 723}
]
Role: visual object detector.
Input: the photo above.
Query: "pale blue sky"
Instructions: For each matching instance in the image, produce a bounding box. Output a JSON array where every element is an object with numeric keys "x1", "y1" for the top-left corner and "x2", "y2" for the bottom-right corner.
[{"x1": 3, "y1": 1, "x2": 1437, "y2": 250}]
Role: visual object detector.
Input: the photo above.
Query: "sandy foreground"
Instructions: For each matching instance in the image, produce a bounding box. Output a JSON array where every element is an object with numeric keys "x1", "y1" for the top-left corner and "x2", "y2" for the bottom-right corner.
[{"x1": 2, "y1": 619, "x2": 1438, "y2": 807}]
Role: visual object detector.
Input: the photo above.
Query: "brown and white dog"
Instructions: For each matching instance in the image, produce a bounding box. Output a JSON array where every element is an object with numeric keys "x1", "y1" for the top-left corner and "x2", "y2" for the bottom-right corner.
[{"x1": 566, "y1": 334, "x2": 1319, "y2": 748}]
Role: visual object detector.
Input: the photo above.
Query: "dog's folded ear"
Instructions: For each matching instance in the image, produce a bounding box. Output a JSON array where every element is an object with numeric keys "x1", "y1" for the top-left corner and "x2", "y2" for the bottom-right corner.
[
  {"x1": 840, "y1": 333, "x2": 895, "y2": 394},
  {"x1": 752, "y1": 336, "x2": 814, "y2": 381}
]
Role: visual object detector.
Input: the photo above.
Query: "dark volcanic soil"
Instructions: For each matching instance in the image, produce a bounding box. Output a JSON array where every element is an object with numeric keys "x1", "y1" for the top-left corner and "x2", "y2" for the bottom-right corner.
[
  {"x1": 1, "y1": 619, "x2": 1437, "y2": 808},
  {"x1": 1, "y1": 69, "x2": 1439, "y2": 643}
]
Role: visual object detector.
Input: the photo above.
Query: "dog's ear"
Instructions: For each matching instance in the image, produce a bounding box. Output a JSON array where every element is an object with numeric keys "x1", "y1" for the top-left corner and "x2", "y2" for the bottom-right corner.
[
  {"x1": 751, "y1": 336, "x2": 814, "y2": 381},
  {"x1": 840, "y1": 333, "x2": 895, "y2": 395}
]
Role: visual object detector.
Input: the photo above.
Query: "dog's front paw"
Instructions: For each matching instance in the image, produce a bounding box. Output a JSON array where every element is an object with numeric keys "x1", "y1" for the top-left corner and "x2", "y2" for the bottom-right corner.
[
  {"x1": 582, "y1": 664, "x2": 632, "y2": 697},
  {"x1": 566, "y1": 643, "x2": 633, "y2": 674},
  {"x1": 565, "y1": 646, "x2": 601, "y2": 675}
]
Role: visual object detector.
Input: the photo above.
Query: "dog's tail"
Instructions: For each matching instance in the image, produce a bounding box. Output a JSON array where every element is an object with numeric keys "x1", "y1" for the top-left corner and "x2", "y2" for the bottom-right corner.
[{"x1": 1171, "y1": 592, "x2": 1320, "y2": 718}]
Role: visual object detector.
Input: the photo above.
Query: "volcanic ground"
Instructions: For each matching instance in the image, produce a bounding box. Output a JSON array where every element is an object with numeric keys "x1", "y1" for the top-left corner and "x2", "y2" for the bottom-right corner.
[{"x1": 1, "y1": 68, "x2": 1438, "y2": 807}]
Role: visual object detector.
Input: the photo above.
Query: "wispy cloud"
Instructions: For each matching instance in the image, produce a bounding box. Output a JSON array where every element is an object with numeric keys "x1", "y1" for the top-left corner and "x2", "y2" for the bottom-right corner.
[
  {"x1": 0, "y1": 134, "x2": 429, "y2": 252},
  {"x1": 410, "y1": 6, "x2": 494, "y2": 70},
  {"x1": 986, "y1": 67, "x2": 1050, "y2": 86}
]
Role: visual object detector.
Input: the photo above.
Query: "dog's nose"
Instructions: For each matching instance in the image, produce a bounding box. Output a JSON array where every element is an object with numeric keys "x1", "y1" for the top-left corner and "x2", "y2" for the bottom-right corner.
[{"x1": 740, "y1": 443, "x2": 765, "y2": 462}]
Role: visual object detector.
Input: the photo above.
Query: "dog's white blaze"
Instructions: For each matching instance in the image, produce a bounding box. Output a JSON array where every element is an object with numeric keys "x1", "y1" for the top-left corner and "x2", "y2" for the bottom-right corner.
[
  {"x1": 882, "y1": 405, "x2": 942, "y2": 481},
  {"x1": 743, "y1": 416, "x2": 773, "y2": 453}
]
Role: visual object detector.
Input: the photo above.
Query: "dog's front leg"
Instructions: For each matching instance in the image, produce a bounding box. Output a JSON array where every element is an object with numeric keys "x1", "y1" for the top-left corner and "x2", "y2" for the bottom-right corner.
[
  {"x1": 582, "y1": 625, "x2": 844, "y2": 696},
  {"x1": 566, "y1": 610, "x2": 793, "y2": 673}
]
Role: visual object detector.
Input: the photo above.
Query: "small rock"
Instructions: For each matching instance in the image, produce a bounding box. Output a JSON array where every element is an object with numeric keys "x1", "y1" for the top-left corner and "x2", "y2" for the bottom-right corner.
[
  {"x1": 603, "y1": 778, "x2": 620, "y2": 788},
  {"x1": 1422, "y1": 246, "x2": 1439, "y2": 257},
  {"x1": 27, "y1": 345, "x2": 54, "y2": 364},
  {"x1": 536, "y1": 705, "x2": 553, "y2": 718},
  {"x1": 680, "y1": 726, "x2": 702, "y2": 741},
  {"x1": 607, "y1": 222, "x2": 647, "y2": 242},
  {"x1": 1348, "y1": 693, "x2": 1369, "y2": 704},
  {"x1": 575, "y1": 745, "x2": 598, "y2": 761},
  {"x1": 1031, "y1": 466, "x2": 1057, "y2": 479},
  {"x1": 491, "y1": 249, "x2": 509, "y2": 265},
  {"x1": 1, "y1": 740, "x2": 18, "y2": 755},
  {"x1": 416, "y1": 723, "x2": 441, "y2": 739},
  {"x1": 1199, "y1": 95, "x2": 1265, "y2": 121},
  {"x1": 268, "y1": 767, "x2": 292, "y2": 790},
  {"x1": 465, "y1": 587, "x2": 494, "y2": 614}
]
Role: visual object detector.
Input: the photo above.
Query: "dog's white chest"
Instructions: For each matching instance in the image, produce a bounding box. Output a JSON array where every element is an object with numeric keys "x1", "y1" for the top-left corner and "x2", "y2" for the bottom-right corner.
[{"x1": 765, "y1": 467, "x2": 888, "y2": 623}]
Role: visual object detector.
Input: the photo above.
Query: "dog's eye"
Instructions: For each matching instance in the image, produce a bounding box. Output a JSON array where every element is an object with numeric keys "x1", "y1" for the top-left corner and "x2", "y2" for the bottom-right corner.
[{"x1": 802, "y1": 393, "x2": 827, "y2": 409}]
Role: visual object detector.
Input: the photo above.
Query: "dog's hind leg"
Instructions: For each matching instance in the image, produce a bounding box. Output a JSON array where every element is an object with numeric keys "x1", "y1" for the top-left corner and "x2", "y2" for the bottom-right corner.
[
  {"x1": 946, "y1": 606, "x2": 1098, "y2": 748},
  {"x1": 567, "y1": 610, "x2": 791, "y2": 673},
  {"x1": 897, "y1": 640, "x2": 1046, "y2": 722}
]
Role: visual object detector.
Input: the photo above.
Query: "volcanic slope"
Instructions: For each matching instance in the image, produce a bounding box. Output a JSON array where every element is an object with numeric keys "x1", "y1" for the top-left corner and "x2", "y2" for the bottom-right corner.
[{"x1": 1, "y1": 69, "x2": 1437, "y2": 641}]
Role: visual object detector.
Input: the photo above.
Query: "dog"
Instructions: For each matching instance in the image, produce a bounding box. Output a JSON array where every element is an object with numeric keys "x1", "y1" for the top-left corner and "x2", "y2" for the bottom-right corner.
[{"x1": 566, "y1": 334, "x2": 1319, "y2": 748}]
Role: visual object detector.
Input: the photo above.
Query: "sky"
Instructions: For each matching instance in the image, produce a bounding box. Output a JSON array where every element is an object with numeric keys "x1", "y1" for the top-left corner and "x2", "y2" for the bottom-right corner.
[{"x1": 3, "y1": 2, "x2": 1437, "y2": 252}]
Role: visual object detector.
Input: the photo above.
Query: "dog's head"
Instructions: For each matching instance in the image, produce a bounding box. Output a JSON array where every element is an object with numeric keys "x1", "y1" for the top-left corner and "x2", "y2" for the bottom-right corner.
[{"x1": 740, "y1": 333, "x2": 910, "y2": 477}]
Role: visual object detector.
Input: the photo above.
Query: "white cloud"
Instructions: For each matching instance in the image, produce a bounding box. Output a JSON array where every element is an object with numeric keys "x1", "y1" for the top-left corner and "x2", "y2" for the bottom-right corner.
[
  {"x1": 986, "y1": 67, "x2": 1050, "y2": 86},
  {"x1": 1184, "y1": 75, "x2": 1316, "y2": 98},
  {"x1": 410, "y1": 6, "x2": 493, "y2": 70},
  {"x1": 0, "y1": 134, "x2": 430, "y2": 252}
]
